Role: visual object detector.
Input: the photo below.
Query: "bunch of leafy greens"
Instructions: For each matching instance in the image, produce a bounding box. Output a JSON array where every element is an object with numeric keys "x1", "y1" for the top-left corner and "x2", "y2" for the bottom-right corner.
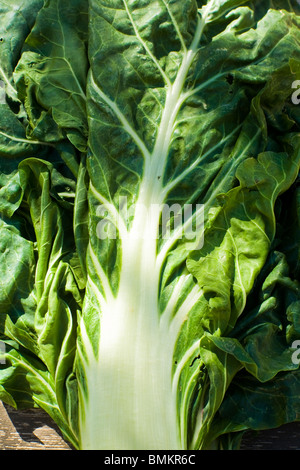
[{"x1": 0, "y1": 0, "x2": 300, "y2": 450}]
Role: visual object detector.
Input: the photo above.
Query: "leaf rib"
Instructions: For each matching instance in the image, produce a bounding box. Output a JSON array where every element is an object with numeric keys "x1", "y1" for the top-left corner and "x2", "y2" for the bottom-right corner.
[
  {"x1": 90, "y1": 73, "x2": 151, "y2": 161},
  {"x1": 161, "y1": 0, "x2": 187, "y2": 52},
  {"x1": 121, "y1": 0, "x2": 171, "y2": 86},
  {"x1": 162, "y1": 124, "x2": 243, "y2": 197},
  {"x1": 87, "y1": 243, "x2": 114, "y2": 303}
]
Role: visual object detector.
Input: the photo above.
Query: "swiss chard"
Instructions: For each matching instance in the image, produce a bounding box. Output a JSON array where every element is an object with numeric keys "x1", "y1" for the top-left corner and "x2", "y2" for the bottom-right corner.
[{"x1": 0, "y1": 0, "x2": 300, "y2": 450}]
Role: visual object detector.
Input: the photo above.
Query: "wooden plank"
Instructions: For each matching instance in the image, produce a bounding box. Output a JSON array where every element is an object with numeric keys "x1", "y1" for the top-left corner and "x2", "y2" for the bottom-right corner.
[
  {"x1": 0, "y1": 400, "x2": 299, "y2": 450},
  {"x1": 0, "y1": 401, "x2": 71, "y2": 450},
  {"x1": 240, "y1": 422, "x2": 300, "y2": 450}
]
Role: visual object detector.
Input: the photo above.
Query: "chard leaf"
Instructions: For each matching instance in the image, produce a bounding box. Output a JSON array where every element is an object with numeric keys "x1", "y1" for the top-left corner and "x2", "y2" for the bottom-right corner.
[
  {"x1": 0, "y1": 0, "x2": 44, "y2": 102},
  {"x1": 0, "y1": 0, "x2": 300, "y2": 451},
  {"x1": 14, "y1": 0, "x2": 89, "y2": 151}
]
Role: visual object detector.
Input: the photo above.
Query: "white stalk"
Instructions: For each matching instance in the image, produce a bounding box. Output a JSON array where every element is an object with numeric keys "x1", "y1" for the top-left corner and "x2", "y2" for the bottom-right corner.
[{"x1": 79, "y1": 204, "x2": 181, "y2": 449}]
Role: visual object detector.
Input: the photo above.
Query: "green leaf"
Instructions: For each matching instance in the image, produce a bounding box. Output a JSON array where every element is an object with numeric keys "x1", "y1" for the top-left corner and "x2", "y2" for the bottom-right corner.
[
  {"x1": 0, "y1": 0, "x2": 44, "y2": 102},
  {"x1": 14, "y1": 0, "x2": 89, "y2": 151},
  {"x1": 0, "y1": 0, "x2": 300, "y2": 451}
]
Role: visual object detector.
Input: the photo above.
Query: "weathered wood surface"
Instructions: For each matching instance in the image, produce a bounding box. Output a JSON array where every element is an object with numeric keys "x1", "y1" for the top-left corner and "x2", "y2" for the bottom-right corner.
[
  {"x1": 240, "y1": 422, "x2": 300, "y2": 450},
  {"x1": 0, "y1": 400, "x2": 299, "y2": 450},
  {"x1": 0, "y1": 401, "x2": 71, "y2": 450}
]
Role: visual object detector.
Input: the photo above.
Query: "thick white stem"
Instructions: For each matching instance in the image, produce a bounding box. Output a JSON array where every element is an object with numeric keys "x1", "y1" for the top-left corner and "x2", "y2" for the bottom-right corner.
[{"x1": 79, "y1": 206, "x2": 181, "y2": 450}]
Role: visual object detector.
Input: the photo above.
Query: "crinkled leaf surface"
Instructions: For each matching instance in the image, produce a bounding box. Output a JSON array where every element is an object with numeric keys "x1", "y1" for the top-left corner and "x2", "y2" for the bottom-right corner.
[{"x1": 0, "y1": 0, "x2": 300, "y2": 450}]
